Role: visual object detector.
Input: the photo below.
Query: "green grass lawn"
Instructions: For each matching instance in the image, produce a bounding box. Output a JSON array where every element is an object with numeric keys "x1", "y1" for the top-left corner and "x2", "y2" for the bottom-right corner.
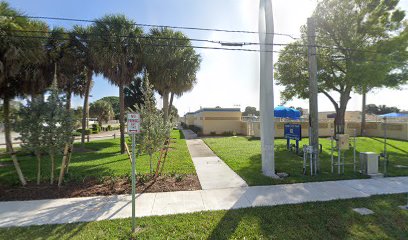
[
  {"x1": 0, "y1": 130, "x2": 195, "y2": 185},
  {"x1": 204, "y1": 136, "x2": 408, "y2": 185},
  {"x1": 0, "y1": 194, "x2": 407, "y2": 239}
]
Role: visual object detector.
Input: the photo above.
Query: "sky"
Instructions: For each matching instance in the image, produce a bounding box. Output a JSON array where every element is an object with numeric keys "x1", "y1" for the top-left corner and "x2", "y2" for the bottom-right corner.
[{"x1": 7, "y1": 0, "x2": 408, "y2": 115}]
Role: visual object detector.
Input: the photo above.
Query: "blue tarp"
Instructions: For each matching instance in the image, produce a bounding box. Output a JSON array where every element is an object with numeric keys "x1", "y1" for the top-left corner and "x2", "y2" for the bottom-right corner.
[
  {"x1": 274, "y1": 106, "x2": 301, "y2": 120},
  {"x1": 378, "y1": 112, "x2": 408, "y2": 118}
]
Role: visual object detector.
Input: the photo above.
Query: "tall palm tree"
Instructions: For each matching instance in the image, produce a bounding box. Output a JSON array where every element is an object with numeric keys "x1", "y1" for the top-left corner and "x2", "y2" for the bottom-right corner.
[
  {"x1": 144, "y1": 28, "x2": 201, "y2": 122},
  {"x1": 168, "y1": 46, "x2": 201, "y2": 114},
  {"x1": 71, "y1": 25, "x2": 97, "y2": 149},
  {"x1": 0, "y1": 2, "x2": 49, "y2": 185},
  {"x1": 92, "y1": 15, "x2": 143, "y2": 153}
]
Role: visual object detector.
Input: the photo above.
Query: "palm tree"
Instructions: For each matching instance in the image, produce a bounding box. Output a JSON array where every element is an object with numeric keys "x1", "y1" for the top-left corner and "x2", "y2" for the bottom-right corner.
[
  {"x1": 89, "y1": 100, "x2": 114, "y2": 126},
  {"x1": 168, "y1": 46, "x2": 201, "y2": 114},
  {"x1": 0, "y1": 2, "x2": 49, "y2": 185},
  {"x1": 71, "y1": 26, "x2": 97, "y2": 149},
  {"x1": 144, "y1": 28, "x2": 201, "y2": 122},
  {"x1": 92, "y1": 15, "x2": 143, "y2": 153}
]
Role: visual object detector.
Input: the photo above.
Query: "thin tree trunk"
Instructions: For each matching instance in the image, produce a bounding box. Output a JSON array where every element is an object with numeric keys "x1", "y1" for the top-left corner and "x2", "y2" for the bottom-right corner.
[
  {"x1": 119, "y1": 81, "x2": 125, "y2": 154},
  {"x1": 57, "y1": 87, "x2": 72, "y2": 186},
  {"x1": 3, "y1": 96, "x2": 27, "y2": 186},
  {"x1": 65, "y1": 138, "x2": 74, "y2": 173},
  {"x1": 35, "y1": 151, "x2": 41, "y2": 185},
  {"x1": 81, "y1": 69, "x2": 92, "y2": 149},
  {"x1": 58, "y1": 144, "x2": 70, "y2": 187},
  {"x1": 50, "y1": 152, "x2": 55, "y2": 184},
  {"x1": 162, "y1": 91, "x2": 169, "y2": 123},
  {"x1": 361, "y1": 90, "x2": 366, "y2": 136},
  {"x1": 149, "y1": 154, "x2": 153, "y2": 174}
]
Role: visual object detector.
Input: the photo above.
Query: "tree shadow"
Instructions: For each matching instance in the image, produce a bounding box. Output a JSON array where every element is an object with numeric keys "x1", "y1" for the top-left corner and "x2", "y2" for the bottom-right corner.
[
  {"x1": 207, "y1": 191, "x2": 406, "y2": 239},
  {"x1": 368, "y1": 137, "x2": 408, "y2": 155}
]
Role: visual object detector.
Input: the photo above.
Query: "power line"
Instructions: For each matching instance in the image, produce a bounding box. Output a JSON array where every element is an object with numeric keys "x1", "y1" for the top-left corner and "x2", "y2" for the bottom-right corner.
[
  {"x1": 0, "y1": 34, "x2": 286, "y2": 53},
  {"x1": 1, "y1": 14, "x2": 301, "y2": 39},
  {"x1": 2, "y1": 34, "x2": 406, "y2": 64},
  {"x1": 6, "y1": 29, "x2": 405, "y2": 59}
]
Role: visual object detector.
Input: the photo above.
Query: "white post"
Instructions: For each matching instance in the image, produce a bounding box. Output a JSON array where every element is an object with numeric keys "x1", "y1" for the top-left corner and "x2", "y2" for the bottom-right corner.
[
  {"x1": 259, "y1": 0, "x2": 277, "y2": 178},
  {"x1": 131, "y1": 133, "x2": 136, "y2": 232}
]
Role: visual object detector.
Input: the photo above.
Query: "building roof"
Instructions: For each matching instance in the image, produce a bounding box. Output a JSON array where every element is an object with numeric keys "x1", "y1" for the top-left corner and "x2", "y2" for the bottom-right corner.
[{"x1": 185, "y1": 108, "x2": 241, "y2": 116}]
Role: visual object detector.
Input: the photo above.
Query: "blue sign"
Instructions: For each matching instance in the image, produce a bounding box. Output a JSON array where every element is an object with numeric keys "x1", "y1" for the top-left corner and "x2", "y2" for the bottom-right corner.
[{"x1": 284, "y1": 124, "x2": 302, "y2": 141}]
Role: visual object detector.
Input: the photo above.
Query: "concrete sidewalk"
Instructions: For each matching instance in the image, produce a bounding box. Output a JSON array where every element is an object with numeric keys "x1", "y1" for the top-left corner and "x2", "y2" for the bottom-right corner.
[
  {"x1": 1, "y1": 177, "x2": 407, "y2": 227},
  {"x1": 182, "y1": 129, "x2": 248, "y2": 189}
]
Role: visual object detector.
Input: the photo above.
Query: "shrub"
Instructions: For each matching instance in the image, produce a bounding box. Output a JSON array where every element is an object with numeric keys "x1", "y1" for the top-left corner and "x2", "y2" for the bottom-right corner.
[
  {"x1": 72, "y1": 131, "x2": 81, "y2": 137},
  {"x1": 137, "y1": 174, "x2": 150, "y2": 186},
  {"x1": 91, "y1": 124, "x2": 101, "y2": 134},
  {"x1": 188, "y1": 125, "x2": 202, "y2": 135},
  {"x1": 222, "y1": 131, "x2": 235, "y2": 136},
  {"x1": 210, "y1": 131, "x2": 217, "y2": 136},
  {"x1": 107, "y1": 125, "x2": 112, "y2": 131},
  {"x1": 175, "y1": 174, "x2": 183, "y2": 182},
  {"x1": 76, "y1": 128, "x2": 91, "y2": 135}
]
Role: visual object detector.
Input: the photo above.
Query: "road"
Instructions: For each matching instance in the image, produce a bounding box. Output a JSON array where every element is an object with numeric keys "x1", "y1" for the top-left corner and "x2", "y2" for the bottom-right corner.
[{"x1": 0, "y1": 131, "x2": 121, "y2": 149}]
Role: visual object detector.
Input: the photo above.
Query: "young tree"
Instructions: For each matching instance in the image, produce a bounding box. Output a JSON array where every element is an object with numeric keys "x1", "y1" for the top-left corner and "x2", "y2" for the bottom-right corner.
[
  {"x1": 133, "y1": 74, "x2": 170, "y2": 173},
  {"x1": 274, "y1": 0, "x2": 408, "y2": 134},
  {"x1": 42, "y1": 83, "x2": 74, "y2": 184},
  {"x1": 15, "y1": 98, "x2": 46, "y2": 184}
]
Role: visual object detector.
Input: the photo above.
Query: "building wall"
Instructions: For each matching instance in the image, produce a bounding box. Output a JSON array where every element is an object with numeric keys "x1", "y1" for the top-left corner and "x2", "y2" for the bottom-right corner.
[
  {"x1": 364, "y1": 122, "x2": 408, "y2": 140},
  {"x1": 201, "y1": 111, "x2": 242, "y2": 135},
  {"x1": 184, "y1": 109, "x2": 407, "y2": 140},
  {"x1": 244, "y1": 121, "x2": 408, "y2": 140}
]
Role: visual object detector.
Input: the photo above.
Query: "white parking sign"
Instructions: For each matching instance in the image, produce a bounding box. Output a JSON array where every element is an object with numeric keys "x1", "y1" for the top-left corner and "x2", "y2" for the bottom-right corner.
[{"x1": 127, "y1": 113, "x2": 141, "y2": 134}]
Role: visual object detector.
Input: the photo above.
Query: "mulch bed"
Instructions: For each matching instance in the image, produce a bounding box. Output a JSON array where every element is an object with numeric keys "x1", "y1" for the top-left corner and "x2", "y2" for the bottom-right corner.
[{"x1": 0, "y1": 174, "x2": 201, "y2": 201}]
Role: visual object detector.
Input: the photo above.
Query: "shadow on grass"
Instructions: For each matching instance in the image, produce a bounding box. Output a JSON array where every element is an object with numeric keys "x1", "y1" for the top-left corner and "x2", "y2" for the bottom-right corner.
[
  {"x1": 207, "y1": 194, "x2": 408, "y2": 239},
  {"x1": 369, "y1": 137, "x2": 408, "y2": 155}
]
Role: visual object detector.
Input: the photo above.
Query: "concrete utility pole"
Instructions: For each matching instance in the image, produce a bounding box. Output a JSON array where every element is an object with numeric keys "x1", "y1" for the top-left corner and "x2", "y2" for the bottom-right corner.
[
  {"x1": 259, "y1": 0, "x2": 278, "y2": 178},
  {"x1": 307, "y1": 17, "x2": 320, "y2": 172}
]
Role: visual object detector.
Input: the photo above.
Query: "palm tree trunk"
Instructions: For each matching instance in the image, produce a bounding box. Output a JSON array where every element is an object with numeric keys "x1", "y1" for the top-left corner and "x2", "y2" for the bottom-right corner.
[
  {"x1": 3, "y1": 95, "x2": 27, "y2": 186},
  {"x1": 81, "y1": 69, "x2": 92, "y2": 149},
  {"x1": 50, "y1": 151, "x2": 55, "y2": 184},
  {"x1": 119, "y1": 81, "x2": 125, "y2": 154},
  {"x1": 162, "y1": 91, "x2": 169, "y2": 123},
  {"x1": 35, "y1": 151, "x2": 41, "y2": 185},
  {"x1": 361, "y1": 90, "x2": 366, "y2": 136},
  {"x1": 168, "y1": 92, "x2": 174, "y2": 117}
]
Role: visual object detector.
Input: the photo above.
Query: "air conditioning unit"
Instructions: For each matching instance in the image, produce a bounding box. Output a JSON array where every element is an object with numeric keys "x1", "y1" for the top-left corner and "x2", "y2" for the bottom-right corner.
[{"x1": 359, "y1": 152, "x2": 379, "y2": 175}]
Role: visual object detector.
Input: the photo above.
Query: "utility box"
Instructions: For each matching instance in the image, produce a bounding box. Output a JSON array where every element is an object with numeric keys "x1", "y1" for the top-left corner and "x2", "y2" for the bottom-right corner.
[
  {"x1": 360, "y1": 152, "x2": 379, "y2": 174},
  {"x1": 337, "y1": 134, "x2": 350, "y2": 150}
]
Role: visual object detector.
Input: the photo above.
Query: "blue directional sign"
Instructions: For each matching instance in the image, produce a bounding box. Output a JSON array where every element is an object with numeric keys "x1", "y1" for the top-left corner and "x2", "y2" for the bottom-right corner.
[{"x1": 284, "y1": 124, "x2": 302, "y2": 141}]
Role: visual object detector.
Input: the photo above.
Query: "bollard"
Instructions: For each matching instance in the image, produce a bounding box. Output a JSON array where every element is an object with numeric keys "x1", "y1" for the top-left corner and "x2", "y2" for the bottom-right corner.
[{"x1": 114, "y1": 133, "x2": 116, "y2": 139}]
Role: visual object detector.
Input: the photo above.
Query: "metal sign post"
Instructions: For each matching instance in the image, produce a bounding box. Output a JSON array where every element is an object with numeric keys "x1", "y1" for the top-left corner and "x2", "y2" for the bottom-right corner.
[{"x1": 127, "y1": 113, "x2": 141, "y2": 233}]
